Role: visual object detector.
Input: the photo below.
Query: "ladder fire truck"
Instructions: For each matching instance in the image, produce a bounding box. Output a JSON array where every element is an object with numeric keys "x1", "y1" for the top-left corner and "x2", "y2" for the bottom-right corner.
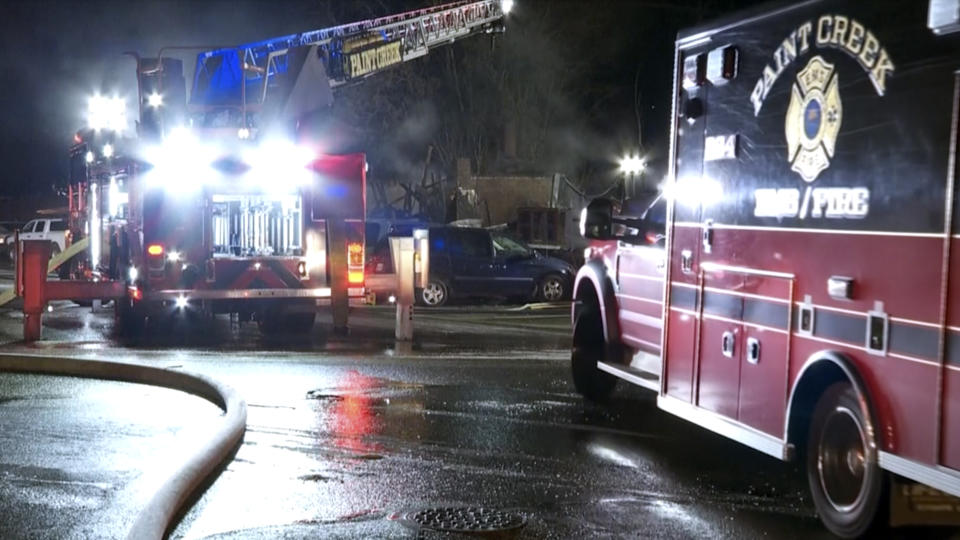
[
  {"x1": 574, "y1": 0, "x2": 960, "y2": 537},
  {"x1": 49, "y1": 0, "x2": 509, "y2": 337}
]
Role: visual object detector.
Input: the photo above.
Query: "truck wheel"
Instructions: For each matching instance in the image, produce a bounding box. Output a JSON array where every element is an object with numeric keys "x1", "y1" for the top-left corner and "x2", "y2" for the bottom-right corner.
[
  {"x1": 571, "y1": 305, "x2": 617, "y2": 402},
  {"x1": 806, "y1": 383, "x2": 886, "y2": 538},
  {"x1": 258, "y1": 307, "x2": 315, "y2": 335},
  {"x1": 537, "y1": 273, "x2": 567, "y2": 302},
  {"x1": 287, "y1": 312, "x2": 316, "y2": 334},
  {"x1": 57, "y1": 257, "x2": 72, "y2": 280},
  {"x1": 257, "y1": 308, "x2": 282, "y2": 334},
  {"x1": 418, "y1": 278, "x2": 449, "y2": 307},
  {"x1": 116, "y1": 299, "x2": 145, "y2": 338}
]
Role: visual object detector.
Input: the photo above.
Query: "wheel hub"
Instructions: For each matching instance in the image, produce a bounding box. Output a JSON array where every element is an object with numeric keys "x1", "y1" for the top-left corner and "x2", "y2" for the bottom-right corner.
[
  {"x1": 542, "y1": 279, "x2": 562, "y2": 301},
  {"x1": 818, "y1": 405, "x2": 868, "y2": 512},
  {"x1": 423, "y1": 283, "x2": 444, "y2": 305}
]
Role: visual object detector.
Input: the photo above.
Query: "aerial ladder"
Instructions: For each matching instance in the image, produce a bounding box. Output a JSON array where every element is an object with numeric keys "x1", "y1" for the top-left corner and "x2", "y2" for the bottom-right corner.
[{"x1": 156, "y1": 0, "x2": 510, "y2": 138}]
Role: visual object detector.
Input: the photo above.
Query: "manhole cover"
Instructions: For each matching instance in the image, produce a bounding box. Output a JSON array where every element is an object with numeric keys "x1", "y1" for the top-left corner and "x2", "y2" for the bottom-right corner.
[{"x1": 402, "y1": 507, "x2": 526, "y2": 533}]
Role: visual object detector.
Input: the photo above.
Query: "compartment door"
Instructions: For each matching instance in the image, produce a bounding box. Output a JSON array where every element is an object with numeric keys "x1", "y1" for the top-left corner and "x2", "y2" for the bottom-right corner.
[
  {"x1": 737, "y1": 275, "x2": 793, "y2": 437},
  {"x1": 695, "y1": 270, "x2": 744, "y2": 419}
]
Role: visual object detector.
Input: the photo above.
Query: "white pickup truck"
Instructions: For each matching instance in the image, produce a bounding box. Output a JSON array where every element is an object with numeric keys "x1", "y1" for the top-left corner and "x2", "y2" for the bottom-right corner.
[{"x1": 4, "y1": 218, "x2": 68, "y2": 258}]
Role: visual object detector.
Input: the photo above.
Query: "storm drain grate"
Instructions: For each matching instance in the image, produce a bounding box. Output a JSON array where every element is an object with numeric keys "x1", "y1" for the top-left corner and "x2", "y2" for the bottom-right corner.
[{"x1": 402, "y1": 506, "x2": 526, "y2": 533}]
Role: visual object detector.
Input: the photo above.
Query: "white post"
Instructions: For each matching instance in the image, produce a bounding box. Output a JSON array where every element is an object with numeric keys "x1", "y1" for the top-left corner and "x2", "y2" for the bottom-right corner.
[{"x1": 391, "y1": 236, "x2": 416, "y2": 341}]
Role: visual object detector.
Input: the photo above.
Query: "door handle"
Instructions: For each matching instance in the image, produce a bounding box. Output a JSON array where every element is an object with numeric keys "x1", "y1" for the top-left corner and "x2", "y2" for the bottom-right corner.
[
  {"x1": 721, "y1": 331, "x2": 735, "y2": 358},
  {"x1": 702, "y1": 219, "x2": 713, "y2": 254},
  {"x1": 681, "y1": 250, "x2": 693, "y2": 274},
  {"x1": 746, "y1": 337, "x2": 760, "y2": 364}
]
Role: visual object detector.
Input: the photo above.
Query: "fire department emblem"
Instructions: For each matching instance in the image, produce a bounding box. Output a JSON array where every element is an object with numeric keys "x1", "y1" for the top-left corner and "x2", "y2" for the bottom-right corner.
[{"x1": 785, "y1": 56, "x2": 842, "y2": 183}]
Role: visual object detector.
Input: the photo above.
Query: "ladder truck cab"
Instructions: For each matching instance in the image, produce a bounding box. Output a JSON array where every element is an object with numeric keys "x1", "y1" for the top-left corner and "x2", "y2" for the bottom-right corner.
[
  {"x1": 573, "y1": 0, "x2": 960, "y2": 536},
  {"x1": 64, "y1": 0, "x2": 510, "y2": 334}
]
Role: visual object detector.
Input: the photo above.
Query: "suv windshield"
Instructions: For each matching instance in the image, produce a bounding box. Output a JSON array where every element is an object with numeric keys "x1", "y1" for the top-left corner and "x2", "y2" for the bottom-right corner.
[{"x1": 492, "y1": 233, "x2": 531, "y2": 258}]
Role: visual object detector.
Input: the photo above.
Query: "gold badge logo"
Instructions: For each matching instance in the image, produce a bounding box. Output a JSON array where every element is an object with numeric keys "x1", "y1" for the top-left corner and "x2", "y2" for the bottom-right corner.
[{"x1": 785, "y1": 56, "x2": 842, "y2": 183}]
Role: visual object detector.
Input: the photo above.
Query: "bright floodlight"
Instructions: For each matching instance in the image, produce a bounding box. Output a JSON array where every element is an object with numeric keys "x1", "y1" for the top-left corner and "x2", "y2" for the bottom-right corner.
[
  {"x1": 246, "y1": 138, "x2": 315, "y2": 192},
  {"x1": 102, "y1": 143, "x2": 114, "y2": 158},
  {"x1": 167, "y1": 250, "x2": 181, "y2": 263},
  {"x1": 87, "y1": 94, "x2": 126, "y2": 132},
  {"x1": 502, "y1": 0, "x2": 514, "y2": 14},
  {"x1": 85, "y1": 151, "x2": 94, "y2": 164},
  {"x1": 619, "y1": 154, "x2": 645, "y2": 175},
  {"x1": 175, "y1": 295, "x2": 188, "y2": 309},
  {"x1": 143, "y1": 126, "x2": 215, "y2": 193},
  {"x1": 147, "y1": 92, "x2": 163, "y2": 108},
  {"x1": 237, "y1": 127, "x2": 250, "y2": 140}
]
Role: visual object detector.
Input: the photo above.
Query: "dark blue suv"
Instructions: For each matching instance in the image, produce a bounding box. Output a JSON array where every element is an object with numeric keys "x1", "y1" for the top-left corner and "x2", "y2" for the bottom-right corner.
[{"x1": 419, "y1": 227, "x2": 575, "y2": 306}]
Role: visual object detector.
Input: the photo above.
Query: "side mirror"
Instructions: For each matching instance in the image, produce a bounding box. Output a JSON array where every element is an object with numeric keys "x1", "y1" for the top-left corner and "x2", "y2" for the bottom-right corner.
[{"x1": 580, "y1": 198, "x2": 615, "y2": 240}]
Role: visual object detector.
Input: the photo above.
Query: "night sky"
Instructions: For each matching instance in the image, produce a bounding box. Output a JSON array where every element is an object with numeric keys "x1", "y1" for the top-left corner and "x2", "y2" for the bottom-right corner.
[{"x1": 0, "y1": 0, "x2": 764, "y2": 200}]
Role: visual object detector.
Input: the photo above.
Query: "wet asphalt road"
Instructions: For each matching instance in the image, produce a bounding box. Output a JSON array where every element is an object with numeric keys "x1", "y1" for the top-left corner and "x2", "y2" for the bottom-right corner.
[
  {"x1": 0, "y1": 300, "x2": 836, "y2": 540},
  {"x1": 1, "y1": 291, "x2": 953, "y2": 538}
]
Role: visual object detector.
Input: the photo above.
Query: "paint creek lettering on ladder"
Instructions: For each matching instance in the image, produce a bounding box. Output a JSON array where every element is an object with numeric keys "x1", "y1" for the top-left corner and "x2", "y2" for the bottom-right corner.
[{"x1": 349, "y1": 41, "x2": 402, "y2": 79}]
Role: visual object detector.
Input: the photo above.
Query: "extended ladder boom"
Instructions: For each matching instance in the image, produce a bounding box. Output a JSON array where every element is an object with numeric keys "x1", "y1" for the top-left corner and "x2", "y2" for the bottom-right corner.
[{"x1": 191, "y1": 0, "x2": 507, "y2": 113}]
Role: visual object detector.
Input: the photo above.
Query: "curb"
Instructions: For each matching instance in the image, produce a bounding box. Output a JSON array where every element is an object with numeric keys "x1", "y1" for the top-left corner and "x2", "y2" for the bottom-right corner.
[{"x1": 0, "y1": 353, "x2": 247, "y2": 540}]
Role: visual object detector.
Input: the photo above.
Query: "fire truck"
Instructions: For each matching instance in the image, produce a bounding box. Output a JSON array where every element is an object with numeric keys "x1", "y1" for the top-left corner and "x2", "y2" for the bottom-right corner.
[
  {"x1": 62, "y1": 0, "x2": 510, "y2": 335},
  {"x1": 573, "y1": 0, "x2": 960, "y2": 536}
]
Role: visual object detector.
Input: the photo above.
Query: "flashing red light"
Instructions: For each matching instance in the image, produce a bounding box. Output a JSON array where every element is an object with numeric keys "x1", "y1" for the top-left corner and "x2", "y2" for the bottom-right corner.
[
  {"x1": 147, "y1": 244, "x2": 164, "y2": 256},
  {"x1": 129, "y1": 286, "x2": 143, "y2": 301}
]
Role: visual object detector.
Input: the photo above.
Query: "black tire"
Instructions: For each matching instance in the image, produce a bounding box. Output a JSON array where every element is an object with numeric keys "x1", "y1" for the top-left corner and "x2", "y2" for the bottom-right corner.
[
  {"x1": 806, "y1": 383, "x2": 887, "y2": 538},
  {"x1": 258, "y1": 308, "x2": 316, "y2": 335},
  {"x1": 537, "y1": 273, "x2": 567, "y2": 302},
  {"x1": 116, "y1": 299, "x2": 145, "y2": 338},
  {"x1": 288, "y1": 312, "x2": 316, "y2": 334},
  {"x1": 57, "y1": 257, "x2": 72, "y2": 280},
  {"x1": 257, "y1": 308, "x2": 283, "y2": 334},
  {"x1": 418, "y1": 277, "x2": 449, "y2": 307},
  {"x1": 571, "y1": 304, "x2": 618, "y2": 402}
]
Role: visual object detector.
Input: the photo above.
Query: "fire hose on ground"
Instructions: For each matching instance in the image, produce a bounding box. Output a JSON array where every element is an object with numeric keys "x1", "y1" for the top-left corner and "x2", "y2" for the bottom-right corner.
[{"x1": 0, "y1": 353, "x2": 247, "y2": 540}]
